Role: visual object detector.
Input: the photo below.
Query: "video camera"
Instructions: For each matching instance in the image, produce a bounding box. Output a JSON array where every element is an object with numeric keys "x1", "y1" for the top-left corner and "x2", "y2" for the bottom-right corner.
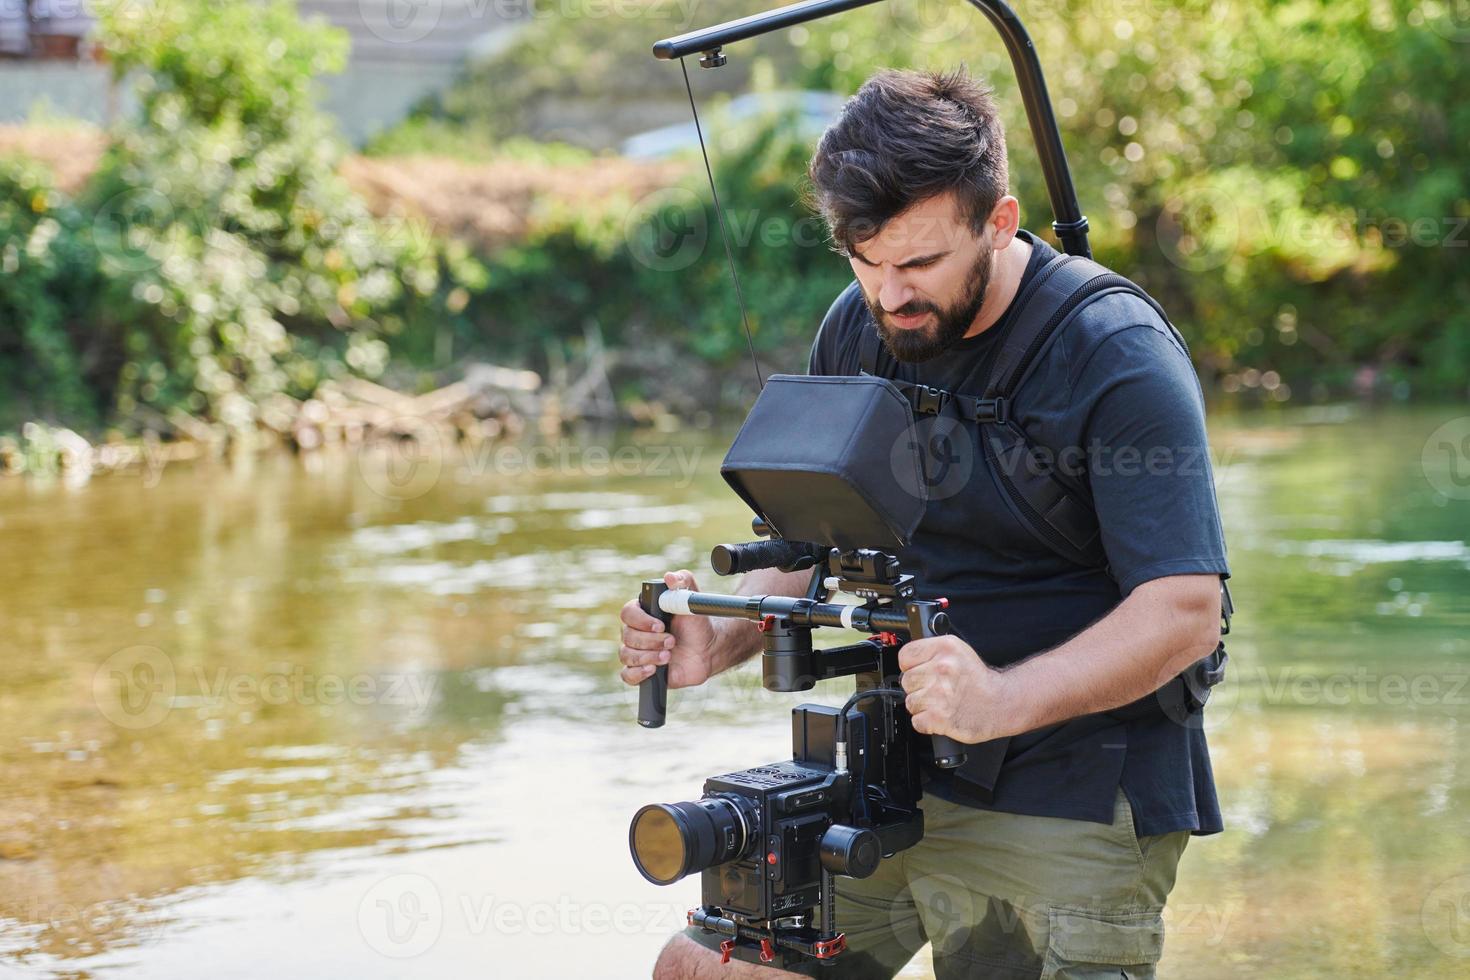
[{"x1": 627, "y1": 375, "x2": 966, "y2": 969}]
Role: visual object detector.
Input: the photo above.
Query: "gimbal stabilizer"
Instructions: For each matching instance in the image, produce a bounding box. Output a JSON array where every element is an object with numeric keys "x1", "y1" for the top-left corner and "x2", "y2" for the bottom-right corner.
[
  {"x1": 631, "y1": 528, "x2": 960, "y2": 966},
  {"x1": 637, "y1": 528, "x2": 968, "y2": 771},
  {"x1": 626, "y1": 374, "x2": 966, "y2": 966}
]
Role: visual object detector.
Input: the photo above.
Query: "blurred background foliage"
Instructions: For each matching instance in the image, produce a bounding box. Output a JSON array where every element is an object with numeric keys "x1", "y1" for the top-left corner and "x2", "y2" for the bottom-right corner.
[
  {"x1": 416, "y1": 0, "x2": 1469, "y2": 404},
  {"x1": 1, "y1": 0, "x2": 475, "y2": 433},
  {"x1": 1, "y1": 0, "x2": 1467, "y2": 435}
]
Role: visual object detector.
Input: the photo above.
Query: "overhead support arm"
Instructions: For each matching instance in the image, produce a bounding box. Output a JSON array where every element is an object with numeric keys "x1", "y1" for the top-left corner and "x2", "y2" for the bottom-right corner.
[{"x1": 652, "y1": 0, "x2": 1091, "y2": 257}]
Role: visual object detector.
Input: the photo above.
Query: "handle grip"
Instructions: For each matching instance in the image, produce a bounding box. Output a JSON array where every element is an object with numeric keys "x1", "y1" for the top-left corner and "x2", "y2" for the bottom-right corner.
[
  {"x1": 906, "y1": 602, "x2": 967, "y2": 769},
  {"x1": 710, "y1": 538, "x2": 824, "y2": 576},
  {"x1": 637, "y1": 580, "x2": 671, "y2": 728}
]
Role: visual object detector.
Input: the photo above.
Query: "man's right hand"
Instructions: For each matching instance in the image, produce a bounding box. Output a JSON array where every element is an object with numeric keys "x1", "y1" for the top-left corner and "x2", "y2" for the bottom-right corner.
[{"x1": 618, "y1": 570, "x2": 719, "y2": 690}]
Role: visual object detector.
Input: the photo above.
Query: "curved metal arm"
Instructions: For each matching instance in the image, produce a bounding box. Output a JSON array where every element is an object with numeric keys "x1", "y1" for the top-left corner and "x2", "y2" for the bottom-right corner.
[{"x1": 652, "y1": 0, "x2": 1091, "y2": 257}]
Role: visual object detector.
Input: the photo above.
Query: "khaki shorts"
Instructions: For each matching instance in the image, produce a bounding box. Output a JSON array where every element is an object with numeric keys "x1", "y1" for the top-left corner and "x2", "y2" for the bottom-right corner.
[{"x1": 683, "y1": 789, "x2": 1189, "y2": 979}]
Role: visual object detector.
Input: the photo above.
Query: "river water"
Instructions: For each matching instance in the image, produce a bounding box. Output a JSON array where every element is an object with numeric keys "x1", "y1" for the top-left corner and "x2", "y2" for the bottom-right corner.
[{"x1": 1, "y1": 404, "x2": 1468, "y2": 978}]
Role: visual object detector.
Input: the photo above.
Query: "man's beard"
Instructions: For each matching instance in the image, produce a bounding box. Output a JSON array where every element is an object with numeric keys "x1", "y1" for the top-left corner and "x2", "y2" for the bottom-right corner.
[{"x1": 863, "y1": 248, "x2": 994, "y2": 364}]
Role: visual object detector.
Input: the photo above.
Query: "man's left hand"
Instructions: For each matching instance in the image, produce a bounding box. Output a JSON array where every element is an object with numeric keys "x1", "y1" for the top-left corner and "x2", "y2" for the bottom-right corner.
[{"x1": 898, "y1": 636, "x2": 1018, "y2": 744}]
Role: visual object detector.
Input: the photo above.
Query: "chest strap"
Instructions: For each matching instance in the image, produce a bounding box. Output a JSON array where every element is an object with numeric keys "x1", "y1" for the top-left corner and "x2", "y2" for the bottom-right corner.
[{"x1": 860, "y1": 253, "x2": 1176, "y2": 569}]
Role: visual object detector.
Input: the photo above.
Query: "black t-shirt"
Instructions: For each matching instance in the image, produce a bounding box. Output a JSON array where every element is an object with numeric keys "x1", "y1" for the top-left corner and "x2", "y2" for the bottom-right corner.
[{"x1": 807, "y1": 229, "x2": 1231, "y2": 836}]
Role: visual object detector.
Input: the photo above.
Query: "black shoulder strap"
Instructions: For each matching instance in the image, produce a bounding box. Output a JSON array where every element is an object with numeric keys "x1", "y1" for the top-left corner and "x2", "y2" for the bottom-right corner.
[
  {"x1": 853, "y1": 253, "x2": 1182, "y2": 571},
  {"x1": 984, "y1": 253, "x2": 1178, "y2": 402},
  {"x1": 981, "y1": 254, "x2": 1187, "y2": 567}
]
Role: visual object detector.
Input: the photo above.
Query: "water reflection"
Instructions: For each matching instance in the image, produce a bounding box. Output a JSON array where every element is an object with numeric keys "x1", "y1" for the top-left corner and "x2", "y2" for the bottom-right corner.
[{"x1": 0, "y1": 410, "x2": 1466, "y2": 978}]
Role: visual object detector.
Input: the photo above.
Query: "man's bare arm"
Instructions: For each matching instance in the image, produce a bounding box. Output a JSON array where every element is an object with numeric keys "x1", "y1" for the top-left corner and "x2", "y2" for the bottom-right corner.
[
  {"x1": 705, "y1": 566, "x2": 811, "y2": 675},
  {"x1": 898, "y1": 573, "x2": 1223, "y2": 743},
  {"x1": 998, "y1": 573, "x2": 1223, "y2": 732},
  {"x1": 619, "y1": 565, "x2": 810, "y2": 689}
]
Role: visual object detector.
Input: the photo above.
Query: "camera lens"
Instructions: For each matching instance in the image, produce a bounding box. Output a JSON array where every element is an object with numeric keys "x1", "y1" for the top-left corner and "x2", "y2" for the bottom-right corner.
[{"x1": 629, "y1": 796, "x2": 751, "y2": 886}]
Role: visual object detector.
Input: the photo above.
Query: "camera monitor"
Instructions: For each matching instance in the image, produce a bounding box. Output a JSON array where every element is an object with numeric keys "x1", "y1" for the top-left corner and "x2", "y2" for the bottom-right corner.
[{"x1": 720, "y1": 375, "x2": 927, "y2": 551}]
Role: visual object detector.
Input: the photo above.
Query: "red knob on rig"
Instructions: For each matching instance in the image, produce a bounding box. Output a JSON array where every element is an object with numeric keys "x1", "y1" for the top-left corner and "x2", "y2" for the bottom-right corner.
[{"x1": 814, "y1": 934, "x2": 848, "y2": 959}]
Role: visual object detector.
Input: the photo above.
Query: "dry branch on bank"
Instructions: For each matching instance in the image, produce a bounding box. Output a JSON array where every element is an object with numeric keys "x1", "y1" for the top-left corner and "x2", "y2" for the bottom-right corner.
[{"x1": 0, "y1": 353, "x2": 635, "y2": 481}]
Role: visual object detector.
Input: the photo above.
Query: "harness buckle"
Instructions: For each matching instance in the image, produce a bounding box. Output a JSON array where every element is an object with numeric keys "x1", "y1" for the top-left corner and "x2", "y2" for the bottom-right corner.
[
  {"x1": 916, "y1": 386, "x2": 947, "y2": 415},
  {"x1": 976, "y1": 397, "x2": 1009, "y2": 424}
]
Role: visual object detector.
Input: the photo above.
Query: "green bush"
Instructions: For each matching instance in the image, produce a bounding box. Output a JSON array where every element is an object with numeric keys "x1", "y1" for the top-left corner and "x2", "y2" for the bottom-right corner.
[
  {"x1": 84, "y1": 0, "x2": 451, "y2": 425},
  {"x1": 408, "y1": 0, "x2": 1470, "y2": 401},
  {"x1": 0, "y1": 160, "x2": 116, "y2": 429},
  {"x1": 438, "y1": 104, "x2": 852, "y2": 400},
  {"x1": 0, "y1": 0, "x2": 475, "y2": 434}
]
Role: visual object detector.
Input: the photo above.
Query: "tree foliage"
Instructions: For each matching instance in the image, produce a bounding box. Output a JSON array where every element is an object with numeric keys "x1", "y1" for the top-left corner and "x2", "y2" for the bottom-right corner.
[
  {"x1": 0, "y1": 0, "x2": 463, "y2": 432},
  {"x1": 417, "y1": 0, "x2": 1470, "y2": 401}
]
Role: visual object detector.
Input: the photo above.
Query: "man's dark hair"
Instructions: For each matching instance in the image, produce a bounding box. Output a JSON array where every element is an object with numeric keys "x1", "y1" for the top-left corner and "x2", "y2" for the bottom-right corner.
[{"x1": 806, "y1": 67, "x2": 1009, "y2": 252}]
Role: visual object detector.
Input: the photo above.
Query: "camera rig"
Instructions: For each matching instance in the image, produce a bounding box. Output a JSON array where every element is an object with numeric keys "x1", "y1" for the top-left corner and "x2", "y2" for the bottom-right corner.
[
  {"x1": 628, "y1": 375, "x2": 969, "y2": 968},
  {"x1": 632, "y1": 536, "x2": 956, "y2": 966},
  {"x1": 629, "y1": 0, "x2": 1103, "y2": 965}
]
